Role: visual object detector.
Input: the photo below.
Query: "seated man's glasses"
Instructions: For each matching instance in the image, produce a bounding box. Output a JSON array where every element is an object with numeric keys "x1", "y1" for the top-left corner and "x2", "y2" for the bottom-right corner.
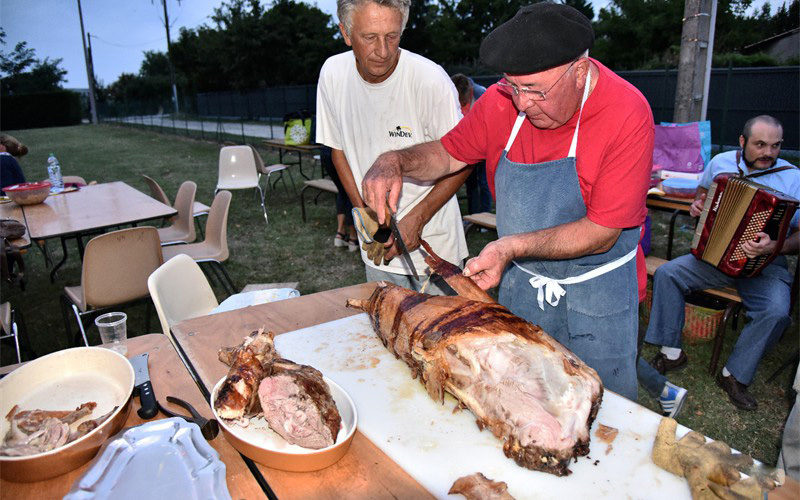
[{"x1": 497, "y1": 60, "x2": 578, "y2": 101}]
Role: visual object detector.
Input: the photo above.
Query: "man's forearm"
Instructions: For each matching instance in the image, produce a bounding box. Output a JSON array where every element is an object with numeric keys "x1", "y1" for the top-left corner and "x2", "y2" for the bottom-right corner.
[
  {"x1": 391, "y1": 140, "x2": 467, "y2": 181},
  {"x1": 332, "y1": 148, "x2": 365, "y2": 208},
  {"x1": 502, "y1": 217, "x2": 622, "y2": 261}
]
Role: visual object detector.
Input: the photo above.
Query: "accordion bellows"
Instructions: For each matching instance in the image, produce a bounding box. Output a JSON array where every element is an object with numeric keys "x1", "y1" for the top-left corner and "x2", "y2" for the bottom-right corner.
[{"x1": 691, "y1": 173, "x2": 799, "y2": 277}]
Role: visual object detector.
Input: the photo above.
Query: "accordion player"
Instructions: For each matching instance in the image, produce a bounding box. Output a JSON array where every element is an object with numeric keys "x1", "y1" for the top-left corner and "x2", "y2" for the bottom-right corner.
[{"x1": 691, "y1": 173, "x2": 799, "y2": 278}]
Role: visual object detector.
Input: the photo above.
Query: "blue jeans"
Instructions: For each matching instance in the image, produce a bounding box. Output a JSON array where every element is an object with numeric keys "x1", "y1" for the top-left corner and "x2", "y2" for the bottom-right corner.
[{"x1": 644, "y1": 254, "x2": 792, "y2": 385}]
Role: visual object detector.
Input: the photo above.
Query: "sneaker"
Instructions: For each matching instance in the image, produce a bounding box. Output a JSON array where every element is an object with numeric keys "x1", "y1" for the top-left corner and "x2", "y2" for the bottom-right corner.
[
  {"x1": 651, "y1": 351, "x2": 689, "y2": 375},
  {"x1": 334, "y1": 232, "x2": 348, "y2": 248},
  {"x1": 659, "y1": 381, "x2": 688, "y2": 418},
  {"x1": 716, "y1": 371, "x2": 757, "y2": 411}
]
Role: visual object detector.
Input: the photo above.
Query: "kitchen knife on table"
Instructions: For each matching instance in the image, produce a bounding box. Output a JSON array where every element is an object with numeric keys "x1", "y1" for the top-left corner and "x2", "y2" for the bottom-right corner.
[{"x1": 130, "y1": 353, "x2": 158, "y2": 419}]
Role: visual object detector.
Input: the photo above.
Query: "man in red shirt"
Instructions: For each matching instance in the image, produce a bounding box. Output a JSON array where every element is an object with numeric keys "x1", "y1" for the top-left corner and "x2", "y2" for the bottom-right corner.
[{"x1": 361, "y1": 3, "x2": 653, "y2": 401}]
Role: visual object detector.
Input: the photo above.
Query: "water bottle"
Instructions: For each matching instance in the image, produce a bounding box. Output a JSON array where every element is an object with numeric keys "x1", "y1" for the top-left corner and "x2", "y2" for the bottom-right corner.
[{"x1": 47, "y1": 153, "x2": 64, "y2": 192}]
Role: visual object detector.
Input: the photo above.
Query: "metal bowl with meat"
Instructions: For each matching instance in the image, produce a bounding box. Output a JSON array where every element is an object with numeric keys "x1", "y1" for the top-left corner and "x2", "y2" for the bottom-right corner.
[
  {"x1": 0, "y1": 347, "x2": 134, "y2": 482},
  {"x1": 210, "y1": 374, "x2": 357, "y2": 472}
]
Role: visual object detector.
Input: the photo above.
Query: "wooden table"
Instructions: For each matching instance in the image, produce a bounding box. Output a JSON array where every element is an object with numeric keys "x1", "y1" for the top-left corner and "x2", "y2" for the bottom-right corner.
[
  {"x1": 646, "y1": 193, "x2": 694, "y2": 260},
  {"x1": 19, "y1": 182, "x2": 176, "y2": 281},
  {"x1": 171, "y1": 282, "x2": 432, "y2": 499},
  {"x1": 0, "y1": 334, "x2": 267, "y2": 499},
  {"x1": 261, "y1": 139, "x2": 322, "y2": 181}
]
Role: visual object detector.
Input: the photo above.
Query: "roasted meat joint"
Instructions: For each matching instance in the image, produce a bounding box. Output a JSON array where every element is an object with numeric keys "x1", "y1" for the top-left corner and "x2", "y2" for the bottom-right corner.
[{"x1": 347, "y1": 242, "x2": 604, "y2": 476}]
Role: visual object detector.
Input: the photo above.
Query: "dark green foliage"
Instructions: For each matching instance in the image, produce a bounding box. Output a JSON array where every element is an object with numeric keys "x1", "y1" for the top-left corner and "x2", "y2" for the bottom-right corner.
[
  {"x1": 0, "y1": 91, "x2": 82, "y2": 129},
  {"x1": 0, "y1": 40, "x2": 67, "y2": 96}
]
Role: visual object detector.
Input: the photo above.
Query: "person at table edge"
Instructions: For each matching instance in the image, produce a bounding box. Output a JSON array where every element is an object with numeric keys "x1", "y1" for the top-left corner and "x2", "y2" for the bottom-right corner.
[
  {"x1": 361, "y1": 3, "x2": 654, "y2": 400},
  {"x1": 316, "y1": 0, "x2": 470, "y2": 294},
  {"x1": 641, "y1": 115, "x2": 800, "y2": 411}
]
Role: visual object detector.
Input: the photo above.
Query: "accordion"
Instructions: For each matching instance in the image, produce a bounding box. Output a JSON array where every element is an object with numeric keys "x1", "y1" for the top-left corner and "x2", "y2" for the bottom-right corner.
[{"x1": 691, "y1": 173, "x2": 799, "y2": 278}]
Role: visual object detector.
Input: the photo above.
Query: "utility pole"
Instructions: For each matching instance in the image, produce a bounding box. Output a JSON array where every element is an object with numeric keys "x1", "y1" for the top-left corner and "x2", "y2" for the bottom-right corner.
[
  {"x1": 77, "y1": 0, "x2": 99, "y2": 124},
  {"x1": 160, "y1": 0, "x2": 180, "y2": 114},
  {"x1": 673, "y1": 0, "x2": 717, "y2": 122}
]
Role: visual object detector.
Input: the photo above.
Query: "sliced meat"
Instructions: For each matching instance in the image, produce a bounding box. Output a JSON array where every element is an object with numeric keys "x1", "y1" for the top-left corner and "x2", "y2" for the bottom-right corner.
[
  {"x1": 11, "y1": 402, "x2": 96, "y2": 433},
  {"x1": 449, "y1": 472, "x2": 515, "y2": 500},
  {"x1": 346, "y1": 241, "x2": 603, "y2": 477},
  {"x1": 258, "y1": 359, "x2": 341, "y2": 450},
  {"x1": 215, "y1": 330, "x2": 277, "y2": 420}
]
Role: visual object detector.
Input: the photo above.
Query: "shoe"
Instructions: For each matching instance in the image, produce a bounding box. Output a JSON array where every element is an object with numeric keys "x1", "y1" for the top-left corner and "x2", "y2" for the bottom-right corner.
[
  {"x1": 346, "y1": 235, "x2": 358, "y2": 252},
  {"x1": 651, "y1": 351, "x2": 688, "y2": 375},
  {"x1": 659, "y1": 381, "x2": 688, "y2": 418},
  {"x1": 716, "y1": 372, "x2": 757, "y2": 411},
  {"x1": 334, "y1": 232, "x2": 348, "y2": 248}
]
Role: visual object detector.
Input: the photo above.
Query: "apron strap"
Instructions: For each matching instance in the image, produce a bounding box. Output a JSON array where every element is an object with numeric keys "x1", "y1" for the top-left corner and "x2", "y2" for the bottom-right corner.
[
  {"x1": 504, "y1": 113, "x2": 527, "y2": 153},
  {"x1": 568, "y1": 66, "x2": 592, "y2": 158},
  {"x1": 503, "y1": 62, "x2": 593, "y2": 158},
  {"x1": 513, "y1": 241, "x2": 638, "y2": 310}
]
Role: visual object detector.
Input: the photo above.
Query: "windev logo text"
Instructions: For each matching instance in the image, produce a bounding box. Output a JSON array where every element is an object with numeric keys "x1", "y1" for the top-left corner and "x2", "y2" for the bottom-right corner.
[{"x1": 389, "y1": 126, "x2": 412, "y2": 138}]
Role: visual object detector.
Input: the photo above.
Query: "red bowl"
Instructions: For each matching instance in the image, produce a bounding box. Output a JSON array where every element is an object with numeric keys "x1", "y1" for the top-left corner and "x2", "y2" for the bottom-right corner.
[{"x1": 4, "y1": 181, "x2": 51, "y2": 205}]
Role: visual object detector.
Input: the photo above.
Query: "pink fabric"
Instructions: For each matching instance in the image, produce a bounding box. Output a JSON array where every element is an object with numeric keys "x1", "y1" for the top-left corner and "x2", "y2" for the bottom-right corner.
[
  {"x1": 652, "y1": 123, "x2": 704, "y2": 173},
  {"x1": 441, "y1": 59, "x2": 654, "y2": 229}
]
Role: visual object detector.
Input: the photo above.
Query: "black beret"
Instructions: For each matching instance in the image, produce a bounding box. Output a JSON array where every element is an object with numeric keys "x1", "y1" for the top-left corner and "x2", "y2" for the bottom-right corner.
[{"x1": 480, "y1": 3, "x2": 594, "y2": 75}]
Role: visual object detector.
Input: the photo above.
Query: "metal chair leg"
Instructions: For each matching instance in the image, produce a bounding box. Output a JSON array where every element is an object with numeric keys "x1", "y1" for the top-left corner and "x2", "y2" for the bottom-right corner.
[
  {"x1": 215, "y1": 261, "x2": 237, "y2": 296},
  {"x1": 708, "y1": 302, "x2": 740, "y2": 375},
  {"x1": 71, "y1": 303, "x2": 90, "y2": 347},
  {"x1": 256, "y1": 186, "x2": 268, "y2": 225}
]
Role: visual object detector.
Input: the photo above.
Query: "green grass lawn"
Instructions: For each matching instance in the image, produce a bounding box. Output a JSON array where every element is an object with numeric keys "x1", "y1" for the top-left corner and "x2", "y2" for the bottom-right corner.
[{"x1": 1, "y1": 124, "x2": 795, "y2": 468}]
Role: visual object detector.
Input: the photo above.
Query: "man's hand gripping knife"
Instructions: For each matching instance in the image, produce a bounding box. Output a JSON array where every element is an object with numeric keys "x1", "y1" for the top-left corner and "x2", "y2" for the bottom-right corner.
[{"x1": 352, "y1": 207, "x2": 393, "y2": 266}]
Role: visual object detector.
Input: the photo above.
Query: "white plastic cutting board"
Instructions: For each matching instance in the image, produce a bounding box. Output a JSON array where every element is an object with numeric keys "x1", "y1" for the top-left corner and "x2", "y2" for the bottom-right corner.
[{"x1": 274, "y1": 313, "x2": 693, "y2": 499}]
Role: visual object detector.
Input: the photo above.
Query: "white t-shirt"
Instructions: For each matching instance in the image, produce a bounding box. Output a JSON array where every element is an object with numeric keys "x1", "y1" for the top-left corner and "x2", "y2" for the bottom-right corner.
[{"x1": 316, "y1": 49, "x2": 468, "y2": 275}]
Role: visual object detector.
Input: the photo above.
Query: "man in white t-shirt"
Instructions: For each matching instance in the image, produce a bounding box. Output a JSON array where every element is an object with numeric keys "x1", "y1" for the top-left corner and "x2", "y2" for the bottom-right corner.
[{"x1": 316, "y1": 0, "x2": 469, "y2": 294}]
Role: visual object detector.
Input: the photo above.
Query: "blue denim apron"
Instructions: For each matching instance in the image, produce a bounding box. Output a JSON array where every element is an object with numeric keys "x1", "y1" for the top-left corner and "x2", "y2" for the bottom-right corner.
[{"x1": 495, "y1": 69, "x2": 639, "y2": 400}]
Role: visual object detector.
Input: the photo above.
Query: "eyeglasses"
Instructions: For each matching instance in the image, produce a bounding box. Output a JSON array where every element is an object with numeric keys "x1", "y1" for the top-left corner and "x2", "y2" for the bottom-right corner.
[{"x1": 497, "y1": 60, "x2": 578, "y2": 101}]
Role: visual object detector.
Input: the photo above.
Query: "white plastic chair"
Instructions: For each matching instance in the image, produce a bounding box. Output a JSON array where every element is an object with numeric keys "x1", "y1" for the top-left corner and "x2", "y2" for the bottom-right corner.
[
  {"x1": 148, "y1": 254, "x2": 219, "y2": 344},
  {"x1": 250, "y1": 145, "x2": 293, "y2": 195},
  {"x1": 215, "y1": 145, "x2": 268, "y2": 224}
]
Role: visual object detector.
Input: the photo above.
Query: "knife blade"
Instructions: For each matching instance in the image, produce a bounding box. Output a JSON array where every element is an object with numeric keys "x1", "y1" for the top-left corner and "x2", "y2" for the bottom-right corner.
[
  {"x1": 388, "y1": 210, "x2": 420, "y2": 280},
  {"x1": 130, "y1": 353, "x2": 158, "y2": 419}
]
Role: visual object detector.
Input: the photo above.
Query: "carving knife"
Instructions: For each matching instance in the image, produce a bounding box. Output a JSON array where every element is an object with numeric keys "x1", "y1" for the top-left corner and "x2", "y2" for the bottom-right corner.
[
  {"x1": 386, "y1": 203, "x2": 420, "y2": 280},
  {"x1": 130, "y1": 353, "x2": 158, "y2": 419}
]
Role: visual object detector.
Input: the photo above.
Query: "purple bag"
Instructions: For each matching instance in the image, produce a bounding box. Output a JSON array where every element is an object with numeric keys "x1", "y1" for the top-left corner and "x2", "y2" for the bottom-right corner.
[{"x1": 652, "y1": 123, "x2": 704, "y2": 173}]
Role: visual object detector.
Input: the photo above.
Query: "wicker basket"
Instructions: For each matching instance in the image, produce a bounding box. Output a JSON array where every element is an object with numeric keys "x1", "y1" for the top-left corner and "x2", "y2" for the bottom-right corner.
[{"x1": 642, "y1": 285, "x2": 724, "y2": 344}]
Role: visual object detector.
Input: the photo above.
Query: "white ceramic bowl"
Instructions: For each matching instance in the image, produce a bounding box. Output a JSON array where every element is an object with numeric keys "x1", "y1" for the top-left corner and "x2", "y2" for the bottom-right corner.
[
  {"x1": 210, "y1": 375, "x2": 357, "y2": 472},
  {"x1": 0, "y1": 347, "x2": 135, "y2": 482}
]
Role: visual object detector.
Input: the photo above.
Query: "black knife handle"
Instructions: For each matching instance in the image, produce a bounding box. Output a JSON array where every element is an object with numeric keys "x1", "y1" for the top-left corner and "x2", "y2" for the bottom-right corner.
[{"x1": 137, "y1": 381, "x2": 158, "y2": 419}]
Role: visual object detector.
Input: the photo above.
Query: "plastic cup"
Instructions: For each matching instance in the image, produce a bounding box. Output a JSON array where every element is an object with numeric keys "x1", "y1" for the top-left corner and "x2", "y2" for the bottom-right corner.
[{"x1": 95, "y1": 312, "x2": 128, "y2": 355}]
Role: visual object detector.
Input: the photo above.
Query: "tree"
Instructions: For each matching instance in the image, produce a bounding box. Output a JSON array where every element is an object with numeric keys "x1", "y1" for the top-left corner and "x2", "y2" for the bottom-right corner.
[
  {"x1": 0, "y1": 39, "x2": 67, "y2": 96},
  {"x1": 170, "y1": 0, "x2": 340, "y2": 92}
]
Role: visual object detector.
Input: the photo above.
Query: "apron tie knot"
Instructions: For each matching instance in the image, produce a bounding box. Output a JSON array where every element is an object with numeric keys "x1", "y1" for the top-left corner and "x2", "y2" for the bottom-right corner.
[{"x1": 528, "y1": 276, "x2": 566, "y2": 310}]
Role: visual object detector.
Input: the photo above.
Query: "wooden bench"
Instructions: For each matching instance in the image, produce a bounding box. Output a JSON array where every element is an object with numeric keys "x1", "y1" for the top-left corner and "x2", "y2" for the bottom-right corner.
[
  {"x1": 463, "y1": 212, "x2": 497, "y2": 237},
  {"x1": 300, "y1": 178, "x2": 338, "y2": 222},
  {"x1": 645, "y1": 255, "x2": 742, "y2": 374}
]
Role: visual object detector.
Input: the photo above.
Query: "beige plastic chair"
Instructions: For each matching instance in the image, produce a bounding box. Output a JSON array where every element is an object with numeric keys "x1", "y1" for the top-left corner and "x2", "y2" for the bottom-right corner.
[
  {"x1": 215, "y1": 145, "x2": 268, "y2": 224},
  {"x1": 142, "y1": 174, "x2": 211, "y2": 229},
  {"x1": 63, "y1": 175, "x2": 88, "y2": 185},
  {"x1": 157, "y1": 180, "x2": 197, "y2": 245},
  {"x1": 250, "y1": 145, "x2": 293, "y2": 195},
  {"x1": 161, "y1": 190, "x2": 236, "y2": 294},
  {"x1": 148, "y1": 254, "x2": 218, "y2": 343},
  {"x1": 61, "y1": 227, "x2": 164, "y2": 346},
  {"x1": 0, "y1": 302, "x2": 32, "y2": 364}
]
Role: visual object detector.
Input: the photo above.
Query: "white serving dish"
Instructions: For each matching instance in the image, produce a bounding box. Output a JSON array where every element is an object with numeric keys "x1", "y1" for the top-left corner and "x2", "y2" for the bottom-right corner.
[
  {"x1": 65, "y1": 417, "x2": 230, "y2": 500},
  {"x1": 210, "y1": 375, "x2": 357, "y2": 472}
]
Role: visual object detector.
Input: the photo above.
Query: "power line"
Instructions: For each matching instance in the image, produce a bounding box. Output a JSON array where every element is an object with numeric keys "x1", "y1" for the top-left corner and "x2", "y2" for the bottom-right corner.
[{"x1": 89, "y1": 34, "x2": 167, "y2": 48}]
